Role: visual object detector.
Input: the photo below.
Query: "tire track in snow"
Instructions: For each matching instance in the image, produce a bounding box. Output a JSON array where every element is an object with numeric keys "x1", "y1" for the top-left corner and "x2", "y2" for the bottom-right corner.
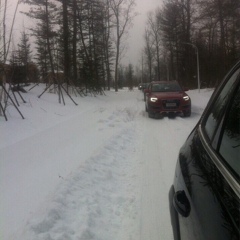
[
  {"x1": 136, "y1": 115, "x2": 178, "y2": 240},
  {"x1": 139, "y1": 120, "x2": 171, "y2": 240}
]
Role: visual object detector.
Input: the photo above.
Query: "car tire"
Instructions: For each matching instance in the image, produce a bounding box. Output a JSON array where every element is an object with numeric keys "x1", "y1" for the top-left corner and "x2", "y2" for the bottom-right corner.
[
  {"x1": 183, "y1": 110, "x2": 191, "y2": 117},
  {"x1": 148, "y1": 111, "x2": 154, "y2": 118}
]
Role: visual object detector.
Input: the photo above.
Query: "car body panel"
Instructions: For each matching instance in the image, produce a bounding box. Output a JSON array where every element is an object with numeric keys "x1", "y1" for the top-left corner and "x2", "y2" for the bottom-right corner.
[
  {"x1": 169, "y1": 61, "x2": 240, "y2": 240},
  {"x1": 173, "y1": 130, "x2": 239, "y2": 240}
]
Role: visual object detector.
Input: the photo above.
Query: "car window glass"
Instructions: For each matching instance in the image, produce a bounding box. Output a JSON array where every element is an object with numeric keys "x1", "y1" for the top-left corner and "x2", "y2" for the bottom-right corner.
[
  {"x1": 204, "y1": 68, "x2": 240, "y2": 142},
  {"x1": 152, "y1": 84, "x2": 161, "y2": 92},
  {"x1": 151, "y1": 83, "x2": 182, "y2": 92},
  {"x1": 219, "y1": 84, "x2": 240, "y2": 178}
]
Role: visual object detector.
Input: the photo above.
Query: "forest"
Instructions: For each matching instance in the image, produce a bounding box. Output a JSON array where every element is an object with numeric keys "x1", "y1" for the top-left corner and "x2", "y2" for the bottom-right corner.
[
  {"x1": 143, "y1": 0, "x2": 240, "y2": 88},
  {"x1": 1, "y1": 0, "x2": 240, "y2": 94}
]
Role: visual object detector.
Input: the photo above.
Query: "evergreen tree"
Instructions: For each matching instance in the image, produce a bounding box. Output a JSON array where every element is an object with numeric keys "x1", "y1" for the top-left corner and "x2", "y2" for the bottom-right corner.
[
  {"x1": 126, "y1": 63, "x2": 134, "y2": 90},
  {"x1": 17, "y1": 30, "x2": 32, "y2": 66},
  {"x1": 22, "y1": 0, "x2": 58, "y2": 81}
]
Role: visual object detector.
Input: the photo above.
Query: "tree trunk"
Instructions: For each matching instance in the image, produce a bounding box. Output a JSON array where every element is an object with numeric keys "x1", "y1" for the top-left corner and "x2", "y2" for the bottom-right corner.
[
  {"x1": 72, "y1": 0, "x2": 78, "y2": 83},
  {"x1": 62, "y1": 0, "x2": 70, "y2": 87},
  {"x1": 44, "y1": 0, "x2": 59, "y2": 101}
]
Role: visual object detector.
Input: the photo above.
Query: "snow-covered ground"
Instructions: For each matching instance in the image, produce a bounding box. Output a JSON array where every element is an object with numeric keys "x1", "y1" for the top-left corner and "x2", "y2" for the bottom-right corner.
[{"x1": 0, "y1": 85, "x2": 213, "y2": 240}]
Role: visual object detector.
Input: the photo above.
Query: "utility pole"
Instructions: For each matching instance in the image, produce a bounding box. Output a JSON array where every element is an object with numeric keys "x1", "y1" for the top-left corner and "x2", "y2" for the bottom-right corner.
[
  {"x1": 141, "y1": 51, "x2": 143, "y2": 83},
  {"x1": 183, "y1": 42, "x2": 200, "y2": 92}
]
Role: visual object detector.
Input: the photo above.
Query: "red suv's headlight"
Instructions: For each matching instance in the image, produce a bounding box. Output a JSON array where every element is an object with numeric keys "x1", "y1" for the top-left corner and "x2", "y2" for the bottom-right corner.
[
  {"x1": 150, "y1": 97, "x2": 158, "y2": 102},
  {"x1": 183, "y1": 95, "x2": 190, "y2": 101}
]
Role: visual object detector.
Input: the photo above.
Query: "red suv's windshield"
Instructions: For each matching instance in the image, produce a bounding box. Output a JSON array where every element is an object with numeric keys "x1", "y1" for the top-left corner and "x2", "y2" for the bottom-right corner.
[{"x1": 151, "y1": 82, "x2": 182, "y2": 92}]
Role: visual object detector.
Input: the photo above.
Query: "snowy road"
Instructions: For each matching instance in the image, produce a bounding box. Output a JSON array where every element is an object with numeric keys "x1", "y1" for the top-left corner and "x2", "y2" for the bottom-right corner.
[
  {"x1": 135, "y1": 93, "x2": 200, "y2": 240},
  {"x1": 0, "y1": 86, "x2": 212, "y2": 240}
]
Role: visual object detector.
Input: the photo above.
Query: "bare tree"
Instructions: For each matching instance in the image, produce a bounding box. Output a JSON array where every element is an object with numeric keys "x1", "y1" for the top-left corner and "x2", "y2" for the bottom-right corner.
[
  {"x1": 143, "y1": 28, "x2": 154, "y2": 82},
  {"x1": 109, "y1": 0, "x2": 136, "y2": 92},
  {"x1": 197, "y1": 0, "x2": 240, "y2": 71},
  {"x1": 103, "y1": 0, "x2": 113, "y2": 90},
  {"x1": 0, "y1": 0, "x2": 21, "y2": 62},
  {"x1": 0, "y1": 0, "x2": 24, "y2": 120},
  {"x1": 157, "y1": 0, "x2": 195, "y2": 84},
  {"x1": 147, "y1": 10, "x2": 162, "y2": 81},
  {"x1": 62, "y1": 0, "x2": 70, "y2": 86},
  {"x1": 71, "y1": 0, "x2": 78, "y2": 83}
]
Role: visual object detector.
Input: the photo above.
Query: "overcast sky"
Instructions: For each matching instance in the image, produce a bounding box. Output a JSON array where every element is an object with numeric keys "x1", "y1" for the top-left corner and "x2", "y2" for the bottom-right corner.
[
  {"x1": 6, "y1": 0, "x2": 162, "y2": 66},
  {"x1": 122, "y1": 0, "x2": 162, "y2": 66}
]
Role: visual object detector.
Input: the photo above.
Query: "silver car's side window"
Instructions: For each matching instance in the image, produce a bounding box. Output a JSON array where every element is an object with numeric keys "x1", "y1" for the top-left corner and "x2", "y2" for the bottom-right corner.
[
  {"x1": 204, "y1": 68, "x2": 240, "y2": 143},
  {"x1": 219, "y1": 84, "x2": 240, "y2": 179}
]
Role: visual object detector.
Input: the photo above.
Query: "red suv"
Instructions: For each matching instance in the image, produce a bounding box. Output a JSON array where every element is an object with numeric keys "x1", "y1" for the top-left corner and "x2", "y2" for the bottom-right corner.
[{"x1": 145, "y1": 81, "x2": 191, "y2": 118}]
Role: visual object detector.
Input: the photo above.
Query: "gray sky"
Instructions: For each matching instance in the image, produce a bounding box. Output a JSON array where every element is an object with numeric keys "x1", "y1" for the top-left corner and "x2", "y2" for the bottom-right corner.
[
  {"x1": 122, "y1": 0, "x2": 162, "y2": 66},
  {"x1": 6, "y1": 0, "x2": 162, "y2": 66}
]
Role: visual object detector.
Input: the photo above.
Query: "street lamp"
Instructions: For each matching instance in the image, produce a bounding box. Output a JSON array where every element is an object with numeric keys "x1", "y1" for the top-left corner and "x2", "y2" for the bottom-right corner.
[{"x1": 183, "y1": 42, "x2": 200, "y2": 93}]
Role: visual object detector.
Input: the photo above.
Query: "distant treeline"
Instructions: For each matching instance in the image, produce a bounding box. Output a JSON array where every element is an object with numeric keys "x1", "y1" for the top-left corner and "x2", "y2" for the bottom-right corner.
[
  {"x1": 3, "y1": 0, "x2": 240, "y2": 91},
  {"x1": 142, "y1": 0, "x2": 240, "y2": 89}
]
